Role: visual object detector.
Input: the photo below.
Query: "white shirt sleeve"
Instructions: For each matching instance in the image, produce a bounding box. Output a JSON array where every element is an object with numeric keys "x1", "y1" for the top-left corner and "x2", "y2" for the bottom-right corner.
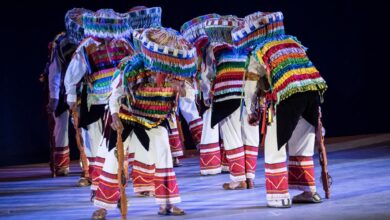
[
  {"x1": 48, "y1": 57, "x2": 61, "y2": 99},
  {"x1": 200, "y1": 46, "x2": 216, "y2": 102},
  {"x1": 64, "y1": 52, "x2": 87, "y2": 103},
  {"x1": 244, "y1": 55, "x2": 267, "y2": 114},
  {"x1": 109, "y1": 72, "x2": 125, "y2": 115}
]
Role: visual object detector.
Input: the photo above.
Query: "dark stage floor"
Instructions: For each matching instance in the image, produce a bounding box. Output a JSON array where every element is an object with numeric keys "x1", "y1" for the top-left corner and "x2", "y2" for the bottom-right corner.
[{"x1": 1, "y1": 134, "x2": 390, "y2": 220}]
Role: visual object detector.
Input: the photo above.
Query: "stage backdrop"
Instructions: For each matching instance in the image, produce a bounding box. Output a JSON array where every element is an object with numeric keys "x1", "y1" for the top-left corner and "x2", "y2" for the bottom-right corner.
[{"x1": 0, "y1": 0, "x2": 388, "y2": 166}]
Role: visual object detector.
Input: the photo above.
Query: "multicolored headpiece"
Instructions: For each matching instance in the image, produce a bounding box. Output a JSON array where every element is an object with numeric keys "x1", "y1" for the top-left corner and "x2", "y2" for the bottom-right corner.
[
  {"x1": 114, "y1": 54, "x2": 177, "y2": 129},
  {"x1": 232, "y1": 11, "x2": 285, "y2": 50},
  {"x1": 180, "y1": 14, "x2": 220, "y2": 54},
  {"x1": 65, "y1": 8, "x2": 93, "y2": 44},
  {"x1": 82, "y1": 9, "x2": 132, "y2": 39},
  {"x1": 127, "y1": 6, "x2": 162, "y2": 29},
  {"x1": 141, "y1": 27, "x2": 197, "y2": 79},
  {"x1": 203, "y1": 15, "x2": 244, "y2": 45},
  {"x1": 132, "y1": 28, "x2": 146, "y2": 53}
]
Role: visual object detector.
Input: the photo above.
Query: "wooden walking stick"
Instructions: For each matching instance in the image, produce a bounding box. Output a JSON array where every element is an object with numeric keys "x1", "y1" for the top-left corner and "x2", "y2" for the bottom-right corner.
[
  {"x1": 317, "y1": 107, "x2": 332, "y2": 199},
  {"x1": 116, "y1": 129, "x2": 128, "y2": 220},
  {"x1": 71, "y1": 109, "x2": 90, "y2": 180}
]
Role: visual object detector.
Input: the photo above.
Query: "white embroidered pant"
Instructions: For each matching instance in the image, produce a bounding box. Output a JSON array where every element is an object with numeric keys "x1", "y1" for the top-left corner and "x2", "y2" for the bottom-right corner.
[
  {"x1": 219, "y1": 107, "x2": 260, "y2": 181},
  {"x1": 264, "y1": 116, "x2": 317, "y2": 201}
]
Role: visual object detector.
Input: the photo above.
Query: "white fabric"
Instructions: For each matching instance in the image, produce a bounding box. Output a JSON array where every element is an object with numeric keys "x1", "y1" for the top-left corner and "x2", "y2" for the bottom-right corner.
[
  {"x1": 48, "y1": 58, "x2": 61, "y2": 99},
  {"x1": 81, "y1": 119, "x2": 103, "y2": 159},
  {"x1": 178, "y1": 96, "x2": 200, "y2": 124},
  {"x1": 219, "y1": 107, "x2": 259, "y2": 150},
  {"x1": 245, "y1": 55, "x2": 267, "y2": 114},
  {"x1": 264, "y1": 116, "x2": 315, "y2": 164},
  {"x1": 53, "y1": 110, "x2": 69, "y2": 147},
  {"x1": 108, "y1": 72, "x2": 125, "y2": 115},
  {"x1": 200, "y1": 108, "x2": 219, "y2": 145},
  {"x1": 288, "y1": 118, "x2": 315, "y2": 156},
  {"x1": 64, "y1": 53, "x2": 87, "y2": 103},
  {"x1": 200, "y1": 45, "x2": 216, "y2": 103}
]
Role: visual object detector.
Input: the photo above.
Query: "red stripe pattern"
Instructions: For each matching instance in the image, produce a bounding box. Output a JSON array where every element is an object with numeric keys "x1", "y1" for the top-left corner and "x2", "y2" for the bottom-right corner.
[
  {"x1": 199, "y1": 143, "x2": 221, "y2": 174},
  {"x1": 244, "y1": 145, "x2": 258, "y2": 178},
  {"x1": 265, "y1": 162, "x2": 289, "y2": 196},
  {"x1": 220, "y1": 142, "x2": 229, "y2": 172},
  {"x1": 54, "y1": 146, "x2": 70, "y2": 170},
  {"x1": 288, "y1": 156, "x2": 316, "y2": 190},
  {"x1": 132, "y1": 161, "x2": 155, "y2": 192},
  {"x1": 95, "y1": 170, "x2": 120, "y2": 209},
  {"x1": 189, "y1": 118, "x2": 203, "y2": 145},
  {"x1": 154, "y1": 168, "x2": 180, "y2": 204},
  {"x1": 169, "y1": 128, "x2": 184, "y2": 157},
  {"x1": 225, "y1": 146, "x2": 245, "y2": 180},
  {"x1": 91, "y1": 156, "x2": 105, "y2": 190}
]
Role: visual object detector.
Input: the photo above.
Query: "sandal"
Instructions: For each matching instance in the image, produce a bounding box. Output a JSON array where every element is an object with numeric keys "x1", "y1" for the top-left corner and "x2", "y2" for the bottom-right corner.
[
  {"x1": 222, "y1": 181, "x2": 247, "y2": 190},
  {"x1": 78, "y1": 177, "x2": 92, "y2": 187},
  {"x1": 92, "y1": 208, "x2": 107, "y2": 220},
  {"x1": 136, "y1": 191, "x2": 155, "y2": 197},
  {"x1": 158, "y1": 205, "x2": 185, "y2": 216},
  {"x1": 267, "y1": 198, "x2": 292, "y2": 208},
  {"x1": 173, "y1": 158, "x2": 182, "y2": 167},
  {"x1": 292, "y1": 192, "x2": 322, "y2": 203}
]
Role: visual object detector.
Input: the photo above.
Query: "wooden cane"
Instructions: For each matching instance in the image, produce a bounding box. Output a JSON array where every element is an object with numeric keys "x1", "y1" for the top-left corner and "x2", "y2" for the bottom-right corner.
[
  {"x1": 116, "y1": 129, "x2": 128, "y2": 219},
  {"x1": 317, "y1": 108, "x2": 331, "y2": 199},
  {"x1": 71, "y1": 110, "x2": 90, "y2": 179}
]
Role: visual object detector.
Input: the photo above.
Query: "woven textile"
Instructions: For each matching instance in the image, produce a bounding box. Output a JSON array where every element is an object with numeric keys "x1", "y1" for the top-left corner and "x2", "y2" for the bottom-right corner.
[
  {"x1": 141, "y1": 27, "x2": 197, "y2": 79},
  {"x1": 232, "y1": 12, "x2": 285, "y2": 51},
  {"x1": 127, "y1": 6, "x2": 162, "y2": 29},
  {"x1": 65, "y1": 8, "x2": 93, "y2": 44},
  {"x1": 82, "y1": 9, "x2": 132, "y2": 39},
  {"x1": 254, "y1": 35, "x2": 327, "y2": 103}
]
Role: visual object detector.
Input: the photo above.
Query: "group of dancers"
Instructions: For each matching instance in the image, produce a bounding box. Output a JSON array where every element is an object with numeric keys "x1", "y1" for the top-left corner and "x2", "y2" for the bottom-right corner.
[{"x1": 40, "y1": 6, "x2": 328, "y2": 219}]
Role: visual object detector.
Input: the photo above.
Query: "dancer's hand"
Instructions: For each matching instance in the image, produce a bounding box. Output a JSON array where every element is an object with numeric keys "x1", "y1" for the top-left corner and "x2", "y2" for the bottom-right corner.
[
  {"x1": 111, "y1": 113, "x2": 124, "y2": 131},
  {"x1": 248, "y1": 113, "x2": 260, "y2": 126}
]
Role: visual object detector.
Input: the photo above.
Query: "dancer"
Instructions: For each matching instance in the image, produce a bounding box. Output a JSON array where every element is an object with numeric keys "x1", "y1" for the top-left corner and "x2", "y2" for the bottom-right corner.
[
  {"x1": 64, "y1": 9, "x2": 134, "y2": 189},
  {"x1": 92, "y1": 27, "x2": 196, "y2": 218},
  {"x1": 234, "y1": 11, "x2": 328, "y2": 207}
]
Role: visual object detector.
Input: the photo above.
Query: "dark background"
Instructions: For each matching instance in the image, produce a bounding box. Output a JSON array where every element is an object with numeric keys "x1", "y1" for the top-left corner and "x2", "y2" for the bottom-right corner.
[{"x1": 0, "y1": 0, "x2": 388, "y2": 166}]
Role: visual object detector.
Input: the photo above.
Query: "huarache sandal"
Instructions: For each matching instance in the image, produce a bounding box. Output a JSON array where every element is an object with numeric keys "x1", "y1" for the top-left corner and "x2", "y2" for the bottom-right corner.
[
  {"x1": 292, "y1": 192, "x2": 322, "y2": 203},
  {"x1": 267, "y1": 198, "x2": 292, "y2": 208},
  {"x1": 92, "y1": 208, "x2": 107, "y2": 220},
  {"x1": 222, "y1": 181, "x2": 247, "y2": 190},
  {"x1": 158, "y1": 205, "x2": 186, "y2": 216}
]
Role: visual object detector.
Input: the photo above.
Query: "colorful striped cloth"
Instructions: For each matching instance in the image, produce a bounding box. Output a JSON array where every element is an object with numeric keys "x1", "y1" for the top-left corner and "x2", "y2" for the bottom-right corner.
[
  {"x1": 254, "y1": 35, "x2": 327, "y2": 103},
  {"x1": 141, "y1": 27, "x2": 197, "y2": 79},
  {"x1": 212, "y1": 48, "x2": 247, "y2": 102},
  {"x1": 65, "y1": 8, "x2": 92, "y2": 45},
  {"x1": 84, "y1": 39, "x2": 135, "y2": 104},
  {"x1": 82, "y1": 9, "x2": 132, "y2": 39},
  {"x1": 204, "y1": 16, "x2": 243, "y2": 45},
  {"x1": 119, "y1": 82, "x2": 176, "y2": 129},
  {"x1": 132, "y1": 28, "x2": 146, "y2": 53},
  {"x1": 180, "y1": 14, "x2": 220, "y2": 54},
  {"x1": 232, "y1": 12, "x2": 285, "y2": 51},
  {"x1": 113, "y1": 54, "x2": 177, "y2": 129},
  {"x1": 127, "y1": 7, "x2": 162, "y2": 29}
]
